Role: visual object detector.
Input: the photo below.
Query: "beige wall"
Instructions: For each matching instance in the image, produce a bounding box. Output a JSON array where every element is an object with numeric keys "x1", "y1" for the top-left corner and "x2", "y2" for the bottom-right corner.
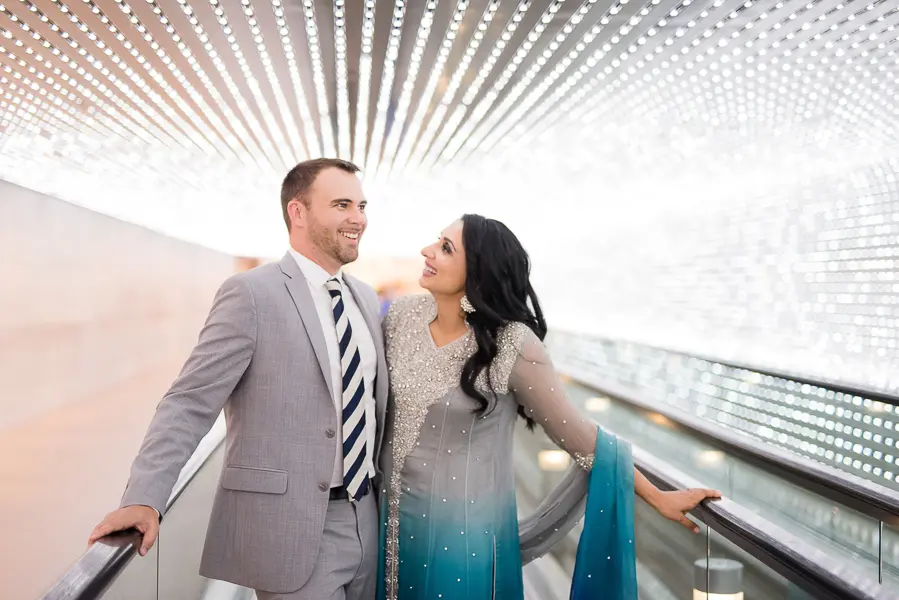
[{"x1": 0, "y1": 179, "x2": 236, "y2": 598}]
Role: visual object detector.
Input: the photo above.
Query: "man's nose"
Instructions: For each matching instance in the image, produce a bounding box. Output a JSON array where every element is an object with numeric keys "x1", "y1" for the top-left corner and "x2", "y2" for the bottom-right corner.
[{"x1": 347, "y1": 207, "x2": 366, "y2": 224}]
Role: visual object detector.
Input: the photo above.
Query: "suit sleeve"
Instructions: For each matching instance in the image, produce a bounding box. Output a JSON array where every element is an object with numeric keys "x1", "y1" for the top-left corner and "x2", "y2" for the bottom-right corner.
[{"x1": 120, "y1": 274, "x2": 258, "y2": 516}]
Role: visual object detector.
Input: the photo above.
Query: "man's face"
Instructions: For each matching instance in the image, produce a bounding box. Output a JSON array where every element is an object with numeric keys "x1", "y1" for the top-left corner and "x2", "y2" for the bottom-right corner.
[{"x1": 289, "y1": 167, "x2": 367, "y2": 270}]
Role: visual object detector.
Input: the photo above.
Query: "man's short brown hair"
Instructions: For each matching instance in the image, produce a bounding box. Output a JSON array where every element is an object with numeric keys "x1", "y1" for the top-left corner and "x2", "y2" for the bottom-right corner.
[{"x1": 280, "y1": 158, "x2": 361, "y2": 230}]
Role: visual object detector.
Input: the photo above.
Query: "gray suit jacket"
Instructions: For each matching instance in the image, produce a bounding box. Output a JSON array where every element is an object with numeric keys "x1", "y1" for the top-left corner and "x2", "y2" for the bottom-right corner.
[{"x1": 120, "y1": 253, "x2": 389, "y2": 593}]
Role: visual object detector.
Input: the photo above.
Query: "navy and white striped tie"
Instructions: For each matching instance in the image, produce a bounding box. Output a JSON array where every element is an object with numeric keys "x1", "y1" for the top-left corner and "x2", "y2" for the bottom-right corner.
[{"x1": 325, "y1": 278, "x2": 369, "y2": 502}]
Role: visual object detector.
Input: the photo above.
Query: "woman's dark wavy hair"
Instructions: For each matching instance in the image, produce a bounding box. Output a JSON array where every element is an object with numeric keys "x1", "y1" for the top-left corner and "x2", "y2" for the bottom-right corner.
[{"x1": 459, "y1": 214, "x2": 547, "y2": 430}]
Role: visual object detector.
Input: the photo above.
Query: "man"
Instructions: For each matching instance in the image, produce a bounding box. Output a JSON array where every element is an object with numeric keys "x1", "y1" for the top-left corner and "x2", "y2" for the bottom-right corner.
[{"x1": 88, "y1": 158, "x2": 388, "y2": 600}]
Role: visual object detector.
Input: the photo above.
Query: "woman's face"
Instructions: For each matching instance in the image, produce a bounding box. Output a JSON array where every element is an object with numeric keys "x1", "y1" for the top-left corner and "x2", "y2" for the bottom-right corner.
[{"x1": 420, "y1": 219, "x2": 466, "y2": 296}]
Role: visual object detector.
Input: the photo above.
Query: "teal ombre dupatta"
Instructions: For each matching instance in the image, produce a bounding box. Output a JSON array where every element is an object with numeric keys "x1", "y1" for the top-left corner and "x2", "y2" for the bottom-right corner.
[
  {"x1": 570, "y1": 428, "x2": 638, "y2": 600},
  {"x1": 377, "y1": 426, "x2": 639, "y2": 600}
]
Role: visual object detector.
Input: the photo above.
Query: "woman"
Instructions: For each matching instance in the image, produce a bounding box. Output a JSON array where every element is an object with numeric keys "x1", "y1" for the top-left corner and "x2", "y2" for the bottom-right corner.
[{"x1": 376, "y1": 215, "x2": 720, "y2": 600}]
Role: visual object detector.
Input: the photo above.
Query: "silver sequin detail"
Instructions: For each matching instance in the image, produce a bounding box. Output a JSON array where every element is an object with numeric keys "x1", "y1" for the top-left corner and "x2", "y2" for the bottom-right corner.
[
  {"x1": 479, "y1": 320, "x2": 531, "y2": 396},
  {"x1": 573, "y1": 452, "x2": 595, "y2": 471},
  {"x1": 381, "y1": 295, "x2": 530, "y2": 598}
]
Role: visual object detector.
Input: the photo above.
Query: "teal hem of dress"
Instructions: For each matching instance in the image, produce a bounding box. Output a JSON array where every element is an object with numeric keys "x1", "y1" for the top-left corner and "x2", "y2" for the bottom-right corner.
[{"x1": 377, "y1": 427, "x2": 639, "y2": 600}]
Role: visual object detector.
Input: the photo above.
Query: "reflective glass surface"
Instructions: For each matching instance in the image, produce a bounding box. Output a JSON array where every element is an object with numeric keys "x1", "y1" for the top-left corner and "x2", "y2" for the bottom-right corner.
[
  {"x1": 514, "y1": 379, "x2": 899, "y2": 597},
  {"x1": 549, "y1": 332, "x2": 899, "y2": 491},
  {"x1": 97, "y1": 444, "x2": 255, "y2": 600}
]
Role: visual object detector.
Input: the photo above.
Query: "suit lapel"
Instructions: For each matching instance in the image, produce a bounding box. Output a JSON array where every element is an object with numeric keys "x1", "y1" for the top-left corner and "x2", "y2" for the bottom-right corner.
[
  {"x1": 344, "y1": 274, "x2": 390, "y2": 450},
  {"x1": 279, "y1": 253, "x2": 335, "y2": 400}
]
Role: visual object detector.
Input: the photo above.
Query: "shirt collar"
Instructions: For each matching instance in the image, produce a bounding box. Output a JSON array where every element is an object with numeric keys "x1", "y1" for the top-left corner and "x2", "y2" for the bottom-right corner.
[{"x1": 288, "y1": 247, "x2": 344, "y2": 288}]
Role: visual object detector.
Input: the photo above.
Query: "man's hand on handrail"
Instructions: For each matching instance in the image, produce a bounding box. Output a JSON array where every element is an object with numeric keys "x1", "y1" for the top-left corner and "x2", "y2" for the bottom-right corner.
[{"x1": 88, "y1": 505, "x2": 159, "y2": 556}]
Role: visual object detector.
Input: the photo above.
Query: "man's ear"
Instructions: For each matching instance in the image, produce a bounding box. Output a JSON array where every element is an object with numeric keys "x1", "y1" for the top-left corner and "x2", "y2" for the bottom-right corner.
[{"x1": 288, "y1": 199, "x2": 305, "y2": 228}]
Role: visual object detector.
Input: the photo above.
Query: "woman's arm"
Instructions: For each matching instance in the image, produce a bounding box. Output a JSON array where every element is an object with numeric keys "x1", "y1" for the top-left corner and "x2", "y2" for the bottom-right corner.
[{"x1": 510, "y1": 329, "x2": 720, "y2": 532}]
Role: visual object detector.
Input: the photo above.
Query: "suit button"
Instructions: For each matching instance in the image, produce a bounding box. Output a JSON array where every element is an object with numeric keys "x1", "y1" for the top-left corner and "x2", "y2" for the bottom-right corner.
[
  {"x1": 325, "y1": 428, "x2": 336, "y2": 438},
  {"x1": 318, "y1": 482, "x2": 328, "y2": 492}
]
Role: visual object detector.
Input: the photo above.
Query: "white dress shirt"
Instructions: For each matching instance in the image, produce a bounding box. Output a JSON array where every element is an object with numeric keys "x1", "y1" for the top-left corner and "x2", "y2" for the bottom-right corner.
[{"x1": 289, "y1": 248, "x2": 378, "y2": 488}]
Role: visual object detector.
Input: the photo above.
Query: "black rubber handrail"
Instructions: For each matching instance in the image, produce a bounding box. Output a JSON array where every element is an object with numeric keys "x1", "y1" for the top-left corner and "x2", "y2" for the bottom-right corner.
[
  {"x1": 634, "y1": 447, "x2": 895, "y2": 600},
  {"x1": 514, "y1": 421, "x2": 894, "y2": 599},
  {"x1": 40, "y1": 531, "x2": 144, "y2": 600},
  {"x1": 38, "y1": 419, "x2": 226, "y2": 600},
  {"x1": 562, "y1": 367, "x2": 899, "y2": 525}
]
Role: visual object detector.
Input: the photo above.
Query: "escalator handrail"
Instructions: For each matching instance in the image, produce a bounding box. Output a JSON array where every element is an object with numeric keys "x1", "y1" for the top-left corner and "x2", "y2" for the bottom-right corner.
[
  {"x1": 634, "y1": 446, "x2": 894, "y2": 600},
  {"x1": 561, "y1": 364, "x2": 899, "y2": 524},
  {"x1": 514, "y1": 420, "x2": 892, "y2": 600},
  {"x1": 39, "y1": 415, "x2": 227, "y2": 600}
]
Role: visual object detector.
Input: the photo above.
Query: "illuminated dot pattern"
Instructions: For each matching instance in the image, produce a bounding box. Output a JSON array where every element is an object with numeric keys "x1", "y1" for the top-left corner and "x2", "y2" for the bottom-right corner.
[
  {"x1": 0, "y1": 0, "x2": 896, "y2": 260},
  {"x1": 548, "y1": 330, "x2": 899, "y2": 491}
]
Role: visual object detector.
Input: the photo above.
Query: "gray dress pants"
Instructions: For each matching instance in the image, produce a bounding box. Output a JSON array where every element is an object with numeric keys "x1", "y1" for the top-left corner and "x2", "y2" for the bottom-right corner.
[{"x1": 256, "y1": 492, "x2": 378, "y2": 600}]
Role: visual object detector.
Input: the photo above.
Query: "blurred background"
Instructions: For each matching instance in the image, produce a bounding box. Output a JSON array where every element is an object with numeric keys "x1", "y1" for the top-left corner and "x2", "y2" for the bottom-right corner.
[{"x1": 1, "y1": 0, "x2": 898, "y2": 598}]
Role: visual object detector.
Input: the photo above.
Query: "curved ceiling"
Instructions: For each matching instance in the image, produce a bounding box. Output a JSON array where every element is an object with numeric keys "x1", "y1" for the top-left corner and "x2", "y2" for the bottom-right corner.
[
  {"x1": 1, "y1": 0, "x2": 897, "y2": 255},
  {"x1": 2, "y1": 0, "x2": 897, "y2": 398}
]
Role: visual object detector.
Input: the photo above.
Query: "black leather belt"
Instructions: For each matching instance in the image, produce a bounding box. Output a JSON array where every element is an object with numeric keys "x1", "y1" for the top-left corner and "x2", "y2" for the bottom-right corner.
[{"x1": 329, "y1": 481, "x2": 371, "y2": 501}]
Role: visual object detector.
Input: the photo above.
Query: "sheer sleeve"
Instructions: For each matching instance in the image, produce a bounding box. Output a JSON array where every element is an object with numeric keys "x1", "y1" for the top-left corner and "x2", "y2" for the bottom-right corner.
[
  {"x1": 511, "y1": 331, "x2": 596, "y2": 564},
  {"x1": 509, "y1": 332, "x2": 599, "y2": 471},
  {"x1": 511, "y1": 331, "x2": 638, "y2": 600}
]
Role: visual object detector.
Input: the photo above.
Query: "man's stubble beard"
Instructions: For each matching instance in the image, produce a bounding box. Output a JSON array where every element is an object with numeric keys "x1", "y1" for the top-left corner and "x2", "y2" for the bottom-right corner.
[{"x1": 309, "y1": 222, "x2": 358, "y2": 266}]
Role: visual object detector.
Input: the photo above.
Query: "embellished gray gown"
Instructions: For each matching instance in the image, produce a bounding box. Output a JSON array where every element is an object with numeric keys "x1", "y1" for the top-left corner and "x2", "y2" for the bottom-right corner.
[{"x1": 375, "y1": 294, "x2": 612, "y2": 600}]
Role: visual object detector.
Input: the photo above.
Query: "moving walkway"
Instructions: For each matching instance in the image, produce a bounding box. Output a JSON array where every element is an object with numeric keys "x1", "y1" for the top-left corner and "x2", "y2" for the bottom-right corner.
[{"x1": 40, "y1": 332, "x2": 899, "y2": 599}]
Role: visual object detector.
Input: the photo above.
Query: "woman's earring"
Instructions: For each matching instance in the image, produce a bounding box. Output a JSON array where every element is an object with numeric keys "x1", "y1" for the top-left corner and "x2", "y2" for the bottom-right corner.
[{"x1": 460, "y1": 295, "x2": 476, "y2": 314}]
